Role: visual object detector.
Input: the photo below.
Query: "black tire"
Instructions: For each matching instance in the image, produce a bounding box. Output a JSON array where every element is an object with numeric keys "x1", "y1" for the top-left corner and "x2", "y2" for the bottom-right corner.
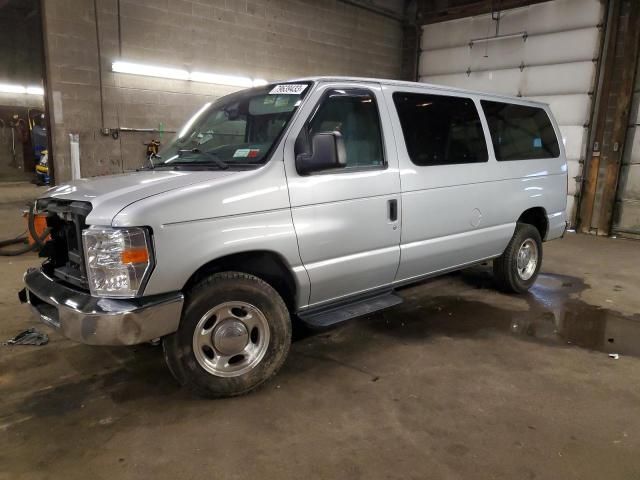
[
  {"x1": 163, "y1": 272, "x2": 291, "y2": 398},
  {"x1": 493, "y1": 223, "x2": 543, "y2": 293}
]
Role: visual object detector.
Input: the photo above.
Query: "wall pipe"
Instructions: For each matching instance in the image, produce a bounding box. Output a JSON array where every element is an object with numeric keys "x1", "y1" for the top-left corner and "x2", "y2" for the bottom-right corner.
[
  {"x1": 118, "y1": 127, "x2": 177, "y2": 134},
  {"x1": 117, "y1": 0, "x2": 122, "y2": 58},
  {"x1": 39, "y1": 0, "x2": 55, "y2": 183},
  {"x1": 93, "y1": 0, "x2": 106, "y2": 131}
]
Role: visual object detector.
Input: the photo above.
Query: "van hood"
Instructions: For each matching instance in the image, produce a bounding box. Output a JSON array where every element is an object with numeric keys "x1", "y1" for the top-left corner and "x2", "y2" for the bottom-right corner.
[{"x1": 42, "y1": 170, "x2": 236, "y2": 225}]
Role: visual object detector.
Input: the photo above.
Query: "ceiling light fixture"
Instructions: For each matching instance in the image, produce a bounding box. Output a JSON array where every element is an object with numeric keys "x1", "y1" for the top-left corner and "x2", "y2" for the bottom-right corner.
[
  {"x1": 26, "y1": 86, "x2": 45, "y2": 95},
  {"x1": 112, "y1": 61, "x2": 189, "y2": 80},
  {"x1": 112, "y1": 61, "x2": 267, "y2": 88},
  {"x1": 0, "y1": 83, "x2": 44, "y2": 95}
]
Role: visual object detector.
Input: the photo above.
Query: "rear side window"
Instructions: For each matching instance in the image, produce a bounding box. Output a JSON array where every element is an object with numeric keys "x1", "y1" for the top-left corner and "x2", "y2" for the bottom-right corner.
[
  {"x1": 481, "y1": 101, "x2": 560, "y2": 161},
  {"x1": 392, "y1": 92, "x2": 488, "y2": 166}
]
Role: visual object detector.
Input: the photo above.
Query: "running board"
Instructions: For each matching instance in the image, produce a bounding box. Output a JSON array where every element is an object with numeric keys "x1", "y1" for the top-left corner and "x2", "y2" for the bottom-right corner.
[{"x1": 299, "y1": 292, "x2": 403, "y2": 328}]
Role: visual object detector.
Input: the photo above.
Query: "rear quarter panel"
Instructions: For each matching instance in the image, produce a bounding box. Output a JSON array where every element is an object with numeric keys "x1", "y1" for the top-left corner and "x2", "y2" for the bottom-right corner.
[{"x1": 481, "y1": 101, "x2": 568, "y2": 239}]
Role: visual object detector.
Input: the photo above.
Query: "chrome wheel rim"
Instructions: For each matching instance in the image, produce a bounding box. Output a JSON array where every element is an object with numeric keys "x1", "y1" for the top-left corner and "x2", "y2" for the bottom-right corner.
[
  {"x1": 192, "y1": 301, "x2": 270, "y2": 378},
  {"x1": 516, "y1": 238, "x2": 539, "y2": 281}
]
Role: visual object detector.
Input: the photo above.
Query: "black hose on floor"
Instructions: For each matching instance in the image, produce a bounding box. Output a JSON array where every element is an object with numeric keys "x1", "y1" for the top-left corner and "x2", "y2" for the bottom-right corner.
[
  {"x1": 0, "y1": 238, "x2": 35, "y2": 256},
  {"x1": 0, "y1": 235, "x2": 27, "y2": 248},
  {"x1": 0, "y1": 204, "x2": 50, "y2": 256}
]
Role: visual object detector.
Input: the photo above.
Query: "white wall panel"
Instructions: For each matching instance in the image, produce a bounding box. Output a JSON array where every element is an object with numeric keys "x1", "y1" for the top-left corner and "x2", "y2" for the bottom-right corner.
[
  {"x1": 423, "y1": 62, "x2": 594, "y2": 98},
  {"x1": 524, "y1": 28, "x2": 600, "y2": 65},
  {"x1": 520, "y1": 62, "x2": 595, "y2": 96},
  {"x1": 422, "y1": 28, "x2": 599, "y2": 78},
  {"x1": 419, "y1": 0, "x2": 604, "y2": 225},
  {"x1": 421, "y1": 17, "x2": 480, "y2": 50},
  {"x1": 421, "y1": 69, "x2": 521, "y2": 96},
  {"x1": 524, "y1": 0, "x2": 603, "y2": 34},
  {"x1": 469, "y1": 36, "x2": 525, "y2": 71},
  {"x1": 419, "y1": 47, "x2": 471, "y2": 76},
  {"x1": 527, "y1": 95, "x2": 591, "y2": 126},
  {"x1": 560, "y1": 125, "x2": 588, "y2": 160}
]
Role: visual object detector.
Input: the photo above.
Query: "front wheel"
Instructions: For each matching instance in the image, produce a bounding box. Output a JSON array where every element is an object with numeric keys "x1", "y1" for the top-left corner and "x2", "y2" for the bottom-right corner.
[
  {"x1": 493, "y1": 223, "x2": 542, "y2": 293},
  {"x1": 163, "y1": 272, "x2": 291, "y2": 398}
]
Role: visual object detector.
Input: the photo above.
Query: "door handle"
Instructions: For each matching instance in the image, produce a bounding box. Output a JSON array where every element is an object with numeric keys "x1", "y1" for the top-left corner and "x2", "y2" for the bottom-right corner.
[{"x1": 388, "y1": 199, "x2": 398, "y2": 222}]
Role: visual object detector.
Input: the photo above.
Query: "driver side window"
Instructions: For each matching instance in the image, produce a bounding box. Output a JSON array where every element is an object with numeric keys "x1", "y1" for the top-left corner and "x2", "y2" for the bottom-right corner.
[{"x1": 308, "y1": 89, "x2": 385, "y2": 169}]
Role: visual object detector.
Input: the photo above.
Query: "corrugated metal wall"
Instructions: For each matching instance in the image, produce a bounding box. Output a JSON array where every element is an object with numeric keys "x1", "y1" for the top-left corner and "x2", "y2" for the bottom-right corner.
[
  {"x1": 613, "y1": 54, "x2": 640, "y2": 235},
  {"x1": 418, "y1": 0, "x2": 605, "y2": 225}
]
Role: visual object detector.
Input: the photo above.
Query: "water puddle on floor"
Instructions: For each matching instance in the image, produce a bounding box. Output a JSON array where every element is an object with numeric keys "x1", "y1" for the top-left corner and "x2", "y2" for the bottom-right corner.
[
  {"x1": 376, "y1": 270, "x2": 640, "y2": 357},
  {"x1": 526, "y1": 274, "x2": 640, "y2": 356}
]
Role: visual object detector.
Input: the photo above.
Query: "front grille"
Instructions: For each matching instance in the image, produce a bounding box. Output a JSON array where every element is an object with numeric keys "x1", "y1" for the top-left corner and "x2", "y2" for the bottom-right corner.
[{"x1": 38, "y1": 199, "x2": 92, "y2": 290}]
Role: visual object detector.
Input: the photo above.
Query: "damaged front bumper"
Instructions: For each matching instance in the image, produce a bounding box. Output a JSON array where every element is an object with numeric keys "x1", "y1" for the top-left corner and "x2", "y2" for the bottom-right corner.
[{"x1": 19, "y1": 268, "x2": 183, "y2": 346}]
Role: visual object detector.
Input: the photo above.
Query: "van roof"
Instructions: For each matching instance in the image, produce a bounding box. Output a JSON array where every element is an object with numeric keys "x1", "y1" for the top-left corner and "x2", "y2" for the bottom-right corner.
[{"x1": 282, "y1": 76, "x2": 549, "y2": 107}]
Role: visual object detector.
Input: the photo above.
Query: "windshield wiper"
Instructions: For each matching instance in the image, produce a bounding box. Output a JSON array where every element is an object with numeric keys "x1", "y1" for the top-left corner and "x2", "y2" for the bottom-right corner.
[{"x1": 177, "y1": 148, "x2": 228, "y2": 170}]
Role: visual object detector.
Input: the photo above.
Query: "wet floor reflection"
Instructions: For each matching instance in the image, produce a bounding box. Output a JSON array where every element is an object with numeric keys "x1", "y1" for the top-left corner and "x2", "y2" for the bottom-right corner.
[
  {"x1": 528, "y1": 274, "x2": 640, "y2": 356},
  {"x1": 370, "y1": 267, "x2": 640, "y2": 357}
]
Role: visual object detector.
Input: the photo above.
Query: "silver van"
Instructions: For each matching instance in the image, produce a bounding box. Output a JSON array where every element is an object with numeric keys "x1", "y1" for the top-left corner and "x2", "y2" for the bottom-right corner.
[{"x1": 20, "y1": 77, "x2": 567, "y2": 397}]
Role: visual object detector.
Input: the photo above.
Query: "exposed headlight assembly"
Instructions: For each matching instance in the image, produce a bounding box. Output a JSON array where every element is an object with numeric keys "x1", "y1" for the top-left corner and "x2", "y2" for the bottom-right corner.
[{"x1": 82, "y1": 226, "x2": 154, "y2": 298}]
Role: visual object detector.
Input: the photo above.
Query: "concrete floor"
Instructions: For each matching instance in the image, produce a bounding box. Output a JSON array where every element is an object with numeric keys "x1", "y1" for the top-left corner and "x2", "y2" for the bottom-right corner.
[
  {"x1": 0, "y1": 183, "x2": 48, "y2": 240},
  {"x1": 1, "y1": 231, "x2": 640, "y2": 479}
]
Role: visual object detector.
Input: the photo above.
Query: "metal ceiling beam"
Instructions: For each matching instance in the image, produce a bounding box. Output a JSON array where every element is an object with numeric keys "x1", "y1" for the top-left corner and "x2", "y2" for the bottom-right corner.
[
  {"x1": 337, "y1": 0, "x2": 407, "y2": 22},
  {"x1": 416, "y1": 0, "x2": 551, "y2": 24}
]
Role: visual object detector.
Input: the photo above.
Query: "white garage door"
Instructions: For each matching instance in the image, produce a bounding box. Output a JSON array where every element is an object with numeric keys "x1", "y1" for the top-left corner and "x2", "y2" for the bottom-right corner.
[{"x1": 418, "y1": 0, "x2": 605, "y2": 225}]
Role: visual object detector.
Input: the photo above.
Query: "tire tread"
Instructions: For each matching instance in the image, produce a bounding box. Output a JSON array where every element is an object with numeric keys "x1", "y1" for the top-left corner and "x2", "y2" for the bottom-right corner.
[
  {"x1": 163, "y1": 271, "x2": 290, "y2": 399},
  {"x1": 493, "y1": 223, "x2": 542, "y2": 294}
]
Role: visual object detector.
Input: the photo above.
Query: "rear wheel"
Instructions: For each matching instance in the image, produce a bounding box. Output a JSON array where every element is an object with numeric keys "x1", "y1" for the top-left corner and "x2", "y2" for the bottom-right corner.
[
  {"x1": 493, "y1": 223, "x2": 542, "y2": 293},
  {"x1": 163, "y1": 272, "x2": 291, "y2": 398}
]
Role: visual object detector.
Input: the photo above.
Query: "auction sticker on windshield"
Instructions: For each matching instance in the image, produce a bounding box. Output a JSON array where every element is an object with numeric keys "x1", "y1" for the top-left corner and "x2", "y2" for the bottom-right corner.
[{"x1": 269, "y1": 84, "x2": 307, "y2": 95}]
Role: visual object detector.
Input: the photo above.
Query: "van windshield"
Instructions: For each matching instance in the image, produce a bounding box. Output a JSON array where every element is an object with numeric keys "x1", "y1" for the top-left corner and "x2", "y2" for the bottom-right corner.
[{"x1": 155, "y1": 82, "x2": 311, "y2": 168}]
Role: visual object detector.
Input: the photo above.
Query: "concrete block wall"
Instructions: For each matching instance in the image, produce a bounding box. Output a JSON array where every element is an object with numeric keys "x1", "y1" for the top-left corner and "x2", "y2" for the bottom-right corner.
[{"x1": 42, "y1": 0, "x2": 404, "y2": 182}]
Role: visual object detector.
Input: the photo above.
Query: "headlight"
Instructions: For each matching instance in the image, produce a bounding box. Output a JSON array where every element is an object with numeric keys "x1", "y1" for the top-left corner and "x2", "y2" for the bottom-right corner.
[{"x1": 82, "y1": 226, "x2": 154, "y2": 298}]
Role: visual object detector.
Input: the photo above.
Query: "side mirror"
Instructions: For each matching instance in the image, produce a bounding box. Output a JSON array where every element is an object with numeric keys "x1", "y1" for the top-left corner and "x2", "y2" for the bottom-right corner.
[{"x1": 295, "y1": 131, "x2": 347, "y2": 175}]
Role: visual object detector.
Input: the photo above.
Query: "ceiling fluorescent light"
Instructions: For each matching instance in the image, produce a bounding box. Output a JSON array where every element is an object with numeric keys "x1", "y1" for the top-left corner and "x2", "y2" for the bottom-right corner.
[
  {"x1": 190, "y1": 71, "x2": 254, "y2": 88},
  {"x1": 0, "y1": 83, "x2": 44, "y2": 95},
  {"x1": 0, "y1": 84, "x2": 27, "y2": 94},
  {"x1": 112, "y1": 60, "x2": 267, "y2": 88},
  {"x1": 26, "y1": 86, "x2": 45, "y2": 95},
  {"x1": 112, "y1": 61, "x2": 189, "y2": 80}
]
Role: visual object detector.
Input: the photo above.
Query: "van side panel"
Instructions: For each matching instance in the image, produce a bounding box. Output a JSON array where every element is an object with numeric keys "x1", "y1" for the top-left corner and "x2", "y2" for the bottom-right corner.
[{"x1": 382, "y1": 85, "x2": 567, "y2": 284}]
